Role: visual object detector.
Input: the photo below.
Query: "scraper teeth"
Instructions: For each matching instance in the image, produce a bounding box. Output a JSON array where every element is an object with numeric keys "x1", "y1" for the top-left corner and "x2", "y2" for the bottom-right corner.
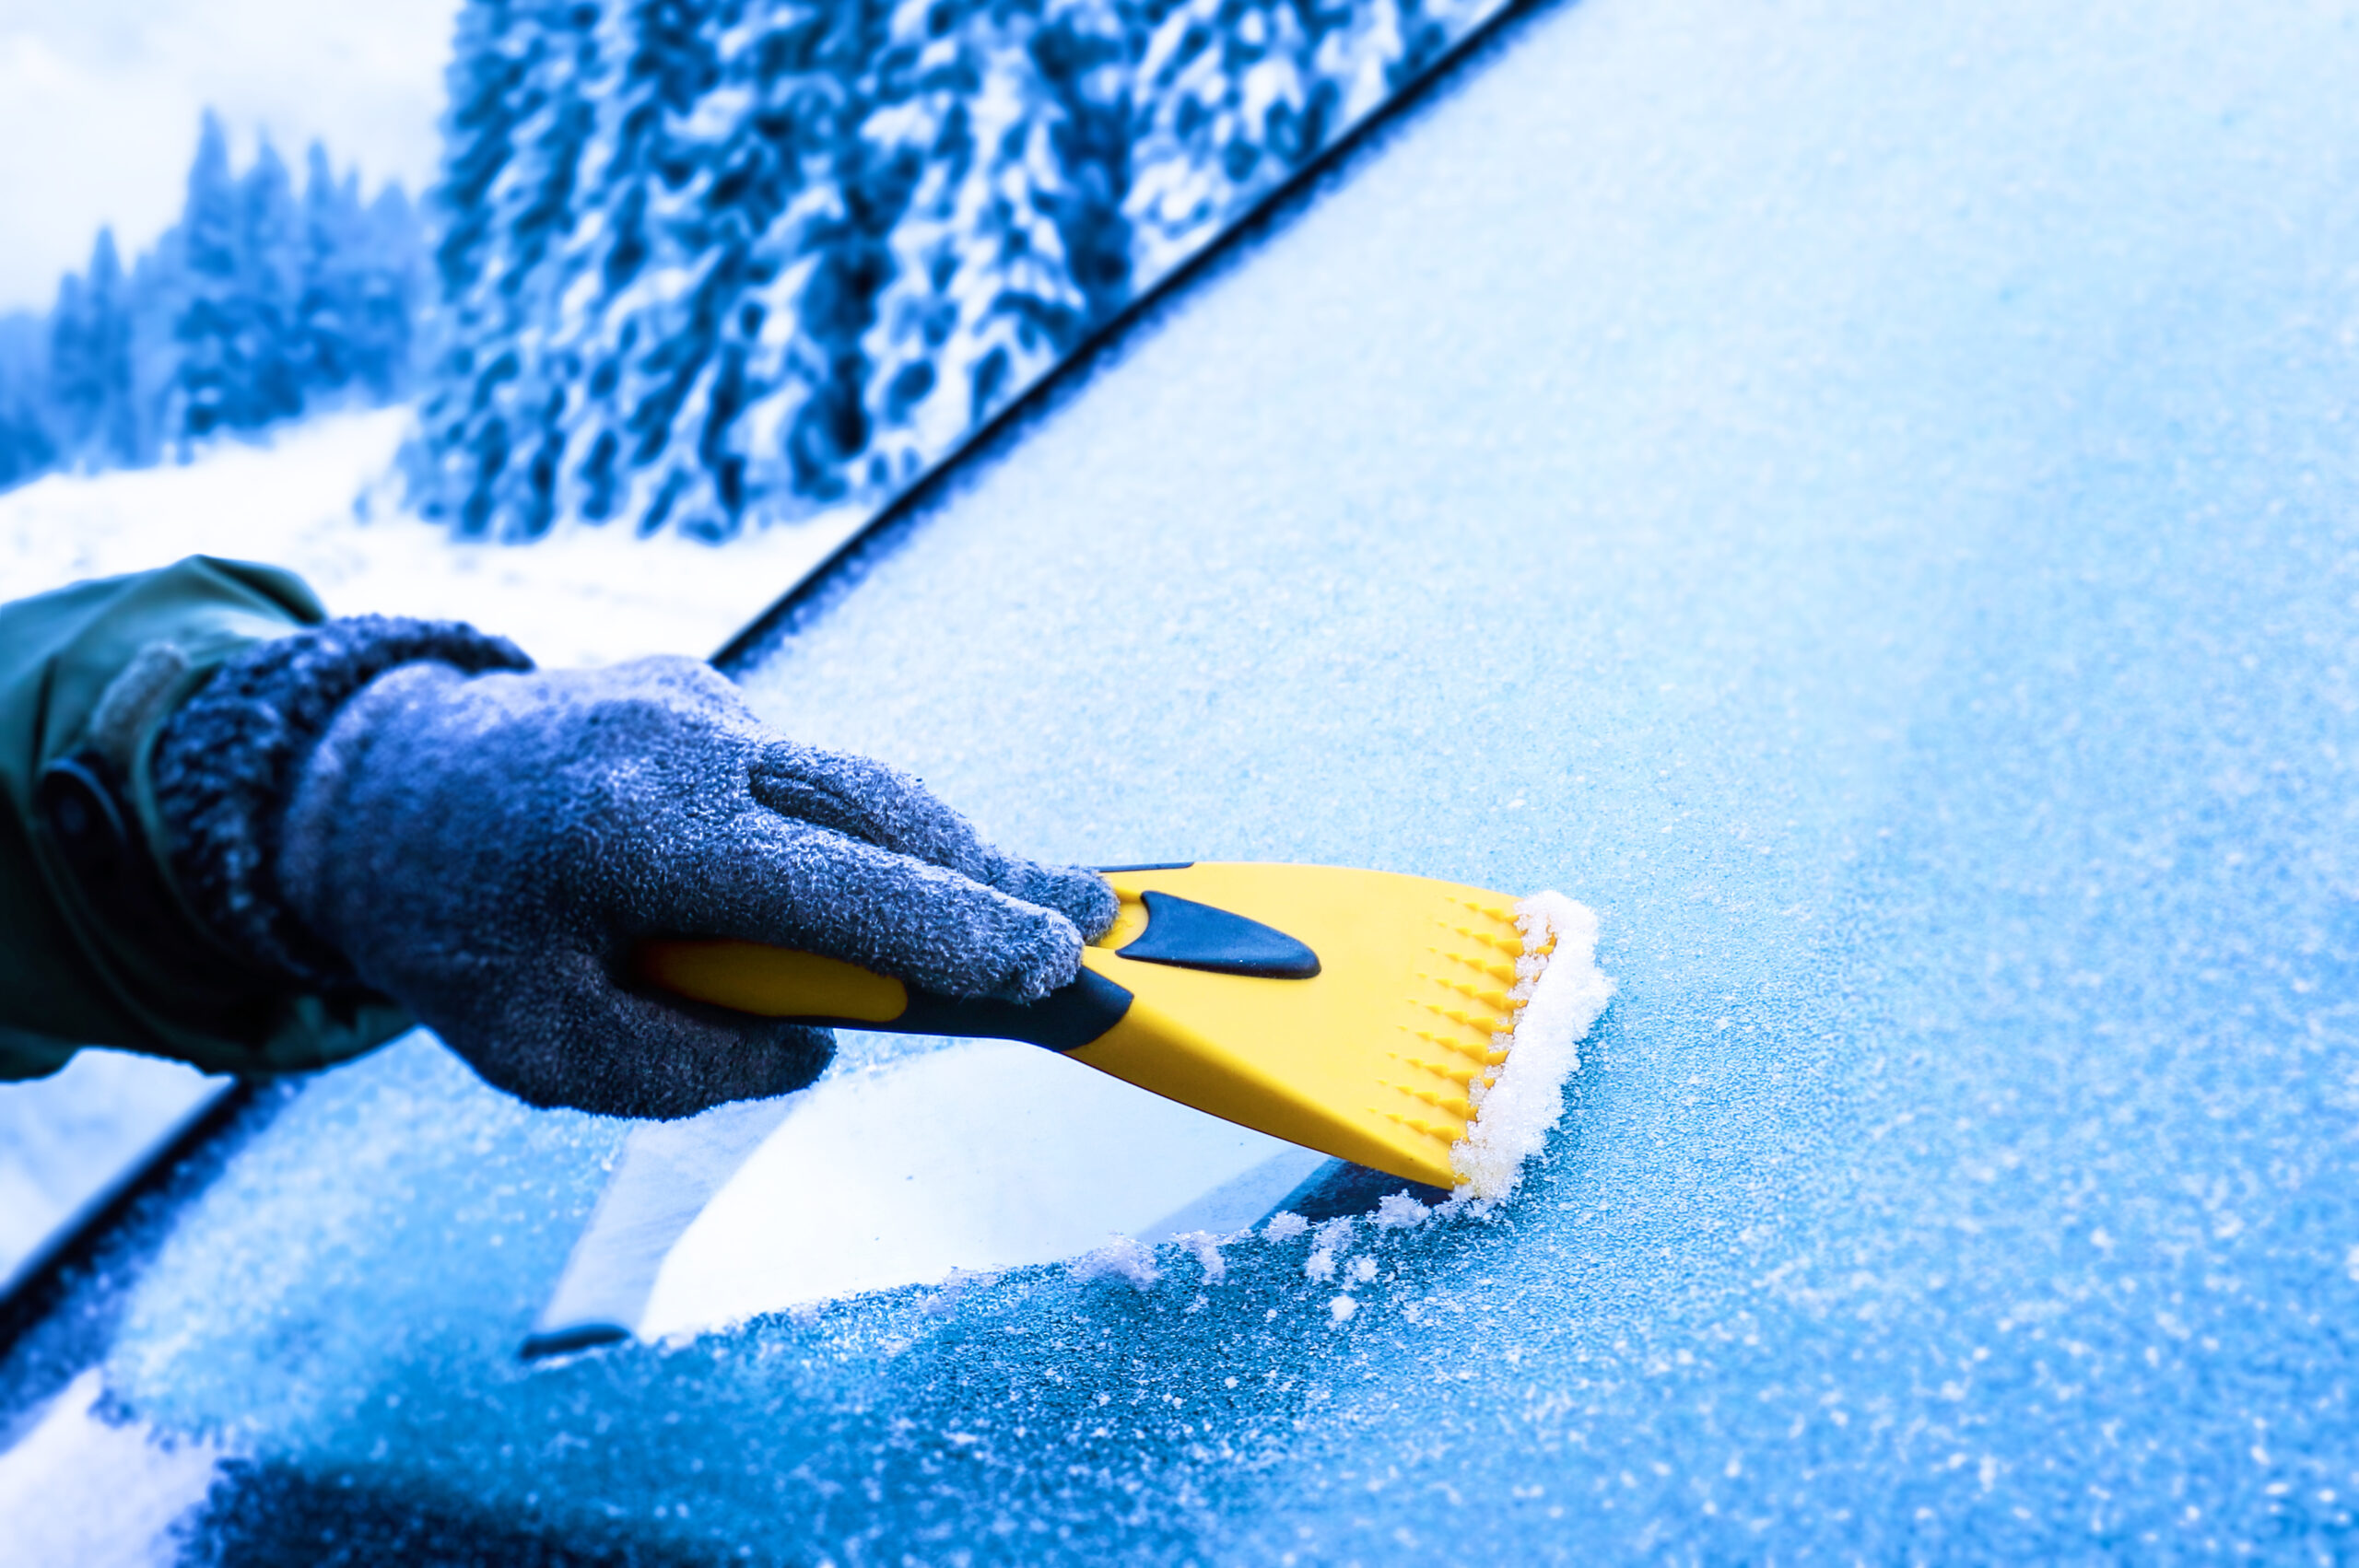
[
  {"x1": 1418, "y1": 969, "x2": 1525, "y2": 1013},
  {"x1": 1443, "y1": 977, "x2": 1518, "y2": 1012},
  {"x1": 1400, "y1": 1025, "x2": 1492, "y2": 1062},
  {"x1": 1391, "y1": 1052, "x2": 1482, "y2": 1088},
  {"x1": 1378, "y1": 1079, "x2": 1473, "y2": 1119},
  {"x1": 1429, "y1": 945, "x2": 1520, "y2": 985},
  {"x1": 1374, "y1": 1110, "x2": 1462, "y2": 1144},
  {"x1": 1447, "y1": 924, "x2": 1520, "y2": 954},
  {"x1": 1403, "y1": 1028, "x2": 1508, "y2": 1067},
  {"x1": 1410, "y1": 1000, "x2": 1503, "y2": 1036}
]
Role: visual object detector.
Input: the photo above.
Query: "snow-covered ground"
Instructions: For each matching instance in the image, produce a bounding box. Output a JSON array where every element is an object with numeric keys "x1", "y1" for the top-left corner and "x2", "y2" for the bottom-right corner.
[{"x1": 0, "y1": 407, "x2": 865, "y2": 666}]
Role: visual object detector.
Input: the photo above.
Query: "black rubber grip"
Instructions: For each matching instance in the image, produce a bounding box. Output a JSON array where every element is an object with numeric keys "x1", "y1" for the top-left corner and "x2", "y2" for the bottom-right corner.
[
  {"x1": 1116, "y1": 891, "x2": 1320, "y2": 978},
  {"x1": 744, "y1": 966, "x2": 1135, "y2": 1053}
]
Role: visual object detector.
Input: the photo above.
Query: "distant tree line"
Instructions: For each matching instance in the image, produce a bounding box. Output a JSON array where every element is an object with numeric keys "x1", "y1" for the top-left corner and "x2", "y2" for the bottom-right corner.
[
  {"x1": 0, "y1": 111, "x2": 427, "y2": 493},
  {"x1": 405, "y1": 0, "x2": 1506, "y2": 543}
]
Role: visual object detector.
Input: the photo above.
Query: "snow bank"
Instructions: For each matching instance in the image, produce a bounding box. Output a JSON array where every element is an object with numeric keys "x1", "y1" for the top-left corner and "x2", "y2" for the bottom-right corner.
[
  {"x1": 0, "y1": 407, "x2": 867, "y2": 667},
  {"x1": 1449, "y1": 892, "x2": 1614, "y2": 1202}
]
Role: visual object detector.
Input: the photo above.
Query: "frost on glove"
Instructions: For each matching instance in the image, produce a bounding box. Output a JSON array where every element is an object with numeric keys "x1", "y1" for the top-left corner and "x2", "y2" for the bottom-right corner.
[{"x1": 152, "y1": 621, "x2": 1117, "y2": 1118}]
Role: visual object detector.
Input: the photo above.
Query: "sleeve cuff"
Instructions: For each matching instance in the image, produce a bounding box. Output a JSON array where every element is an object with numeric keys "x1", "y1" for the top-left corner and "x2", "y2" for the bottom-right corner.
[{"x1": 151, "y1": 615, "x2": 533, "y2": 987}]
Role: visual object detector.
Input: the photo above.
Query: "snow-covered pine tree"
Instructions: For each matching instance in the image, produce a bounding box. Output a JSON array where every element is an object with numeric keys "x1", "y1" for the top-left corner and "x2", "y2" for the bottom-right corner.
[
  {"x1": 235, "y1": 138, "x2": 308, "y2": 427},
  {"x1": 171, "y1": 121, "x2": 318, "y2": 440},
  {"x1": 46, "y1": 230, "x2": 140, "y2": 469},
  {"x1": 170, "y1": 112, "x2": 249, "y2": 440},
  {"x1": 125, "y1": 223, "x2": 190, "y2": 464},
  {"x1": 354, "y1": 184, "x2": 428, "y2": 403},
  {"x1": 0, "y1": 400, "x2": 53, "y2": 490},
  {"x1": 405, "y1": 0, "x2": 1509, "y2": 541},
  {"x1": 529, "y1": 0, "x2": 724, "y2": 537},
  {"x1": 411, "y1": 0, "x2": 617, "y2": 536},
  {"x1": 0, "y1": 311, "x2": 53, "y2": 489},
  {"x1": 917, "y1": 0, "x2": 1136, "y2": 457},
  {"x1": 296, "y1": 144, "x2": 428, "y2": 409},
  {"x1": 294, "y1": 145, "x2": 367, "y2": 400}
]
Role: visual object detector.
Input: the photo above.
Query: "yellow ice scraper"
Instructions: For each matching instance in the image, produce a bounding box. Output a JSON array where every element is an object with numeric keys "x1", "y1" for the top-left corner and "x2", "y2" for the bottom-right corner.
[{"x1": 639, "y1": 862, "x2": 1606, "y2": 1194}]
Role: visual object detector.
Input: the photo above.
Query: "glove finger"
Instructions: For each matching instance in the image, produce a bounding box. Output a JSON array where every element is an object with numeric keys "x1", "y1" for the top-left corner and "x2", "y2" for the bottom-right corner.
[
  {"x1": 747, "y1": 740, "x2": 1115, "y2": 939},
  {"x1": 983, "y1": 852, "x2": 1119, "y2": 941},
  {"x1": 747, "y1": 740, "x2": 992, "y2": 879},
  {"x1": 647, "y1": 814, "x2": 1086, "y2": 1002}
]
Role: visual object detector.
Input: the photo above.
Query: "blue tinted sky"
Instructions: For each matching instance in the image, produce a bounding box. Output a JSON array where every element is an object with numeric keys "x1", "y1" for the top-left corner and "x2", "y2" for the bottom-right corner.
[{"x1": 0, "y1": 0, "x2": 458, "y2": 310}]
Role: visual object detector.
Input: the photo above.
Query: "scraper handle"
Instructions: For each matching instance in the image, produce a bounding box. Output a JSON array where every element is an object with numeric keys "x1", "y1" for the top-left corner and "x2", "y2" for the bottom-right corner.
[{"x1": 635, "y1": 940, "x2": 1133, "y2": 1053}]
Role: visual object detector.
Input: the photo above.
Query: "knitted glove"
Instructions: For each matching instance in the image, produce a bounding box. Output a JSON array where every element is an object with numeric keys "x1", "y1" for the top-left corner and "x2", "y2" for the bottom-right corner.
[{"x1": 154, "y1": 622, "x2": 1116, "y2": 1117}]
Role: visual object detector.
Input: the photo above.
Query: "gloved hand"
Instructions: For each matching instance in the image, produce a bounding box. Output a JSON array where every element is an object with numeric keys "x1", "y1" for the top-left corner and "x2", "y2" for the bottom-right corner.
[{"x1": 154, "y1": 625, "x2": 1116, "y2": 1118}]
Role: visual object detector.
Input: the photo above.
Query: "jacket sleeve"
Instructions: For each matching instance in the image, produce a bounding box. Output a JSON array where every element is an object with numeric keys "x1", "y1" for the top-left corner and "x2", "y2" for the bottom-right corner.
[{"x1": 0, "y1": 557, "x2": 413, "y2": 1082}]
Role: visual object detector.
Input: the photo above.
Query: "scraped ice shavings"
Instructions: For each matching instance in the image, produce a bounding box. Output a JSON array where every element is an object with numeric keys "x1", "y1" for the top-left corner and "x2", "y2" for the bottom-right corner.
[
  {"x1": 1302, "y1": 1216, "x2": 1356, "y2": 1281},
  {"x1": 920, "y1": 1267, "x2": 1001, "y2": 1317},
  {"x1": 1449, "y1": 892, "x2": 1614, "y2": 1201},
  {"x1": 1067, "y1": 1236, "x2": 1160, "y2": 1289},
  {"x1": 1172, "y1": 1230, "x2": 1228, "y2": 1284}
]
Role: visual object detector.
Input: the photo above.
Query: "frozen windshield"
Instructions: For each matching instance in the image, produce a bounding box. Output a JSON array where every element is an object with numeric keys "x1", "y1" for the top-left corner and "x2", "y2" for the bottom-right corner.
[{"x1": 9, "y1": 0, "x2": 2359, "y2": 1559}]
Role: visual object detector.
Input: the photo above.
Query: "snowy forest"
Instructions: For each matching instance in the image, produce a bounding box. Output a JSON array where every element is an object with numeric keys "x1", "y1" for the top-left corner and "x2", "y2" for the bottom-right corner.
[
  {"x1": 0, "y1": 0, "x2": 1505, "y2": 535},
  {"x1": 407, "y1": 0, "x2": 1507, "y2": 542},
  {"x1": 0, "y1": 114, "x2": 425, "y2": 494}
]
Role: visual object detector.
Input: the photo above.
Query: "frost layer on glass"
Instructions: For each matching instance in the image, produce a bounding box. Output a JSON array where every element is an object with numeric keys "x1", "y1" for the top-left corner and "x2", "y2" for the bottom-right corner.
[{"x1": 13, "y1": 0, "x2": 2359, "y2": 1558}]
